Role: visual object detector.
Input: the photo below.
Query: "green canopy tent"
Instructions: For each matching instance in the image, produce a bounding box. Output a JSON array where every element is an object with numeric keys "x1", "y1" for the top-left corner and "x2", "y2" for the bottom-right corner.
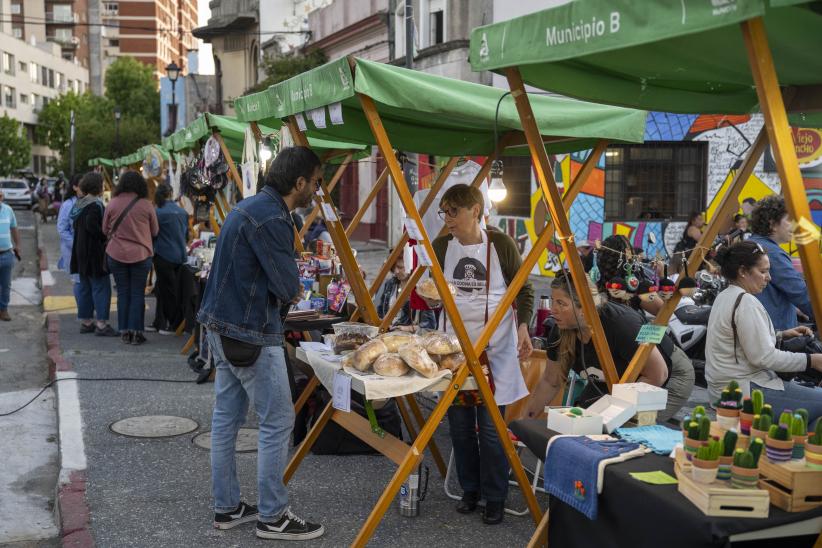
[
  {"x1": 232, "y1": 55, "x2": 648, "y2": 547},
  {"x1": 87, "y1": 157, "x2": 114, "y2": 168},
  {"x1": 470, "y1": 0, "x2": 822, "y2": 393}
]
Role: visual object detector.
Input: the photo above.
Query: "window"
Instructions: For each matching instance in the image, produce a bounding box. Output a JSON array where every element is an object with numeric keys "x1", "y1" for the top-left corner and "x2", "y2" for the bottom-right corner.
[
  {"x1": 41, "y1": 65, "x2": 48, "y2": 84},
  {"x1": 18, "y1": 61, "x2": 26, "y2": 73},
  {"x1": 56, "y1": 72, "x2": 64, "y2": 90},
  {"x1": 54, "y1": 28, "x2": 73, "y2": 42},
  {"x1": 108, "y1": 39, "x2": 119, "y2": 47},
  {"x1": 29, "y1": 62, "x2": 38, "y2": 83},
  {"x1": 429, "y1": 10, "x2": 444, "y2": 45},
  {"x1": 48, "y1": 68, "x2": 55, "y2": 88},
  {"x1": 52, "y1": 4, "x2": 73, "y2": 23},
  {"x1": 494, "y1": 155, "x2": 534, "y2": 218},
  {"x1": 12, "y1": 26, "x2": 23, "y2": 39},
  {"x1": 4, "y1": 86, "x2": 16, "y2": 108},
  {"x1": 2, "y1": 52, "x2": 14, "y2": 75},
  {"x1": 103, "y1": 2, "x2": 119, "y2": 15},
  {"x1": 32, "y1": 93, "x2": 40, "y2": 110},
  {"x1": 20, "y1": 93, "x2": 28, "y2": 104},
  {"x1": 10, "y1": 3, "x2": 21, "y2": 14},
  {"x1": 604, "y1": 141, "x2": 708, "y2": 221}
]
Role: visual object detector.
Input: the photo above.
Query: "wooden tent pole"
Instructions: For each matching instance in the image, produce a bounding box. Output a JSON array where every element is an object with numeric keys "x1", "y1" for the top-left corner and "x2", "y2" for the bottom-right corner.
[
  {"x1": 505, "y1": 67, "x2": 619, "y2": 389},
  {"x1": 345, "y1": 167, "x2": 389, "y2": 237},
  {"x1": 742, "y1": 17, "x2": 822, "y2": 324},
  {"x1": 355, "y1": 94, "x2": 542, "y2": 546},
  {"x1": 299, "y1": 153, "x2": 353, "y2": 239},
  {"x1": 620, "y1": 127, "x2": 769, "y2": 383}
]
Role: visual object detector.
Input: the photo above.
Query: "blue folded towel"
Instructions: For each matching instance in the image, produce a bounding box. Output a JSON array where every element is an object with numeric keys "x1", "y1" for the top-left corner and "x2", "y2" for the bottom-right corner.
[
  {"x1": 543, "y1": 437, "x2": 640, "y2": 520},
  {"x1": 615, "y1": 425, "x2": 681, "y2": 455}
]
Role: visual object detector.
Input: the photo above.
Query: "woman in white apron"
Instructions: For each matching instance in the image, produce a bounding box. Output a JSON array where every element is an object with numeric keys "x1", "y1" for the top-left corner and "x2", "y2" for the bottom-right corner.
[{"x1": 425, "y1": 184, "x2": 533, "y2": 525}]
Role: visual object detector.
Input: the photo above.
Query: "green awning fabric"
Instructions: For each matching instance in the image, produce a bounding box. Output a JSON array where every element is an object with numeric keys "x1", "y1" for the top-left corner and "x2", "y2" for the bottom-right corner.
[
  {"x1": 113, "y1": 145, "x2": 169, "y2": 169},
  {"x1": 88, "y1": 157, "x2": 114, "y2": 168},
  {"x1": 241, "y1": 57, "x2": 646, "y2": 156},
  {"x1": 469, "y1": 0, "x2": 822, "y2": 127}
]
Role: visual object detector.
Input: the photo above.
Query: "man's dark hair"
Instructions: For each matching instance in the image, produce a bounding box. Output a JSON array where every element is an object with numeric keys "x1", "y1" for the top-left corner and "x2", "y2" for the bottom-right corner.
[
  {"x1": 440, "y1": 183, "x2": 484, "y2": 220},
  {"x1": 750, "y1": 195, "x2": 788, "y2": 236},
  {"x1": 114, "y1": 170, "x2": 148, "y2": 198},
  {"x1": 154, "y1": 183, "x2": 172, "y2": 208},
  {"x1": 264, "y1": 146, "x2": 321, "y2": 196},
  {"x1": 79, "y1": 172, "x2": 103, "y2": 196},
  {"x1": 65, "y1": 173, "x2": 82, "y2": 200}
]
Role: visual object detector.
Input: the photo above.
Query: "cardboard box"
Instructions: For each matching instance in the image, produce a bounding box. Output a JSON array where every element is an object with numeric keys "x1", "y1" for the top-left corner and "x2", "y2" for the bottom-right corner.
[
  {"x1": 546, "y1": 407, "x2": 603, "y2": 435},
  {"x1": 612, "y1": 382, "x2": 668, "y2": 412},
  {"x1": 587, "y1": 396, "x2": 636, "y2": 433}
]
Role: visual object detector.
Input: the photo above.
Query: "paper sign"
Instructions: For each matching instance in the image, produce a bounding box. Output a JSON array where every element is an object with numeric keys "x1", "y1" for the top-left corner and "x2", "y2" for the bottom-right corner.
[
  {"x1": 629, "y1": 471, "x2": 678, "y2": 485},
  {"x1": 308, "y1": 107, "x2": 327, "y2": 129},
  {"x1": 321, "y1": 202, "x2": 338, "y2": 222},
  {"x1": 404, "y1": 218, "x2": 424, "y2": 241},
  {"x1": 635, "y1": 324, "x2": 668, "y2": 345},
  {"x1": 416, "y1": 245, "x2": 433, "y2": 267},
  {"x1": 295, "y1": 113, "x2": 307, "y2": 132},
  {"x1": 329, "y1": 102, "x2": 344, "y2": 125},
  {"x1": 332, "y1": 371, "x2": 351, "y2": 412}
]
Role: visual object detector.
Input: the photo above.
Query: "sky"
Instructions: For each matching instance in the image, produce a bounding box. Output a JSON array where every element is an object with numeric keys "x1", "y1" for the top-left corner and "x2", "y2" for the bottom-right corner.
[{"x1": 196, "y1": 0, "x2": 215, "y2": 75}]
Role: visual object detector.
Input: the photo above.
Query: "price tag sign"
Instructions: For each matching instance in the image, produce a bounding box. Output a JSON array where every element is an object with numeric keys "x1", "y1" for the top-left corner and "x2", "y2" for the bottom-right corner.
[
  {"x1": 294, "y1": 113, "x2": 307, "y2": 132},
  {"x1": 416, "y1": 244, "x2": 433, "y2": 266},
  {"x1": 329, "y1": 102, "x2": 344, "y2": 125},
  {"x1": 332, "y1": 371, "x2": 351, "y2": 412},
  {"x1": 635, "y1": 324, "x2": 667, "y2": 345},
  {"x1": 321, "y1": 202, "x2": 338, "y2": 222},
  {"x1": 308, "y1": 107, "x2": 327, "y2": 129},
  {"x1": 404, "y1": 218, "x2": 424, "y2": 241}
]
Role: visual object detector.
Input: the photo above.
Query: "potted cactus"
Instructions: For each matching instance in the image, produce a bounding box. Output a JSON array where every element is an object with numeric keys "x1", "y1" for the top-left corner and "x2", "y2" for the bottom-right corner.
[
  {"x1": 730, "y1": 438, "x2": 763, "y2": 489},
  {"x1": 805, "y1": 418, "x2": 822, "y2": 469},
  {"x1": 791, "y1": 410, "x2": 808, "y2": 460},
  {"x1": 765, "y1": 423, "x2": 794, "y2": 463},
  {"x1": 749, "y1": 413, "x2": 772, "y2": 441},
  {"x1": 718, "y1": 430, "x2": 738, "y2": 481},
  {"x1": 692, "y1": 438, "x2": 722, "y2": 484},
  {"x1": 715, "y1": 381, "x2": 743, "y2": 429},
  {"x1": 684, "y1": 415, "x2": 711, "y2": 461},
  {"x1": 739, "y1": 398, "x2": 755, "y2": 435}
]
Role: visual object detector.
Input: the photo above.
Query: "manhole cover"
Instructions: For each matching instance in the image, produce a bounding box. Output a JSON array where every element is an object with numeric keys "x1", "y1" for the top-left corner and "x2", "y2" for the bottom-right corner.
[
  {"x1": 192, "y1": 428, "x2": 258, "y2": 452},
  {"x1": 110, "y1": 416, "x2": 199, "y2": 438}
]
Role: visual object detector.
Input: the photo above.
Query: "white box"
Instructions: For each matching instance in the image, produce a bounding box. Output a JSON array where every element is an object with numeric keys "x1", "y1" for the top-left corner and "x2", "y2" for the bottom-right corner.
[
  {"x1": 587, "y1": 396, "x2": 636, "y2": 433},
  {"x1": 546, "y1": 407, "x2": 604, "y2": 435},
  {"x1": 612, "y1": 382, "x2": 668, "y2": 412}
]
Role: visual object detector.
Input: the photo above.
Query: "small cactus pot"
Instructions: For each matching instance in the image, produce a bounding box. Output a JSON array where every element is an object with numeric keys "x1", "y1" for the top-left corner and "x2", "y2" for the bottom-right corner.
[
  {"x1": 730, "y1": 465, "x2": 759, "y2": 489},
  {"x1": 749, "y1": 427, "x2": 768, "y2": 442},
  {"x1": 716, "y1": 407, "x2": 740, "y2": 430},
  {"x1": 684, "y1": 437, "x2": 705, "y2": 461},
  {"x1": 765, "y1": 436, "x2": 794, "y2": 463},
  {"x1": 692, "y1": 457, "x2": 719, "y2": 484},
  {"x1": 739, "y1": 412, "x2": 754, "y2": 435},
  {"x1": 792, "y1": 434, "x2": 808, "y2": 460},
  {"x1": 717, "y1": 455, "x2": 733, "y2": 481},
  {"x1": 805, "y1": 441, "x2": 822, "y2": 470}
]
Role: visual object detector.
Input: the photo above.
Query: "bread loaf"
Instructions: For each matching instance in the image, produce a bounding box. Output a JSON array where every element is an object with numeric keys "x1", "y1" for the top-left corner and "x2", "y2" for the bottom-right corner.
[
  {"x1": 378, "y1": 332, "x2": 419, "y2": 353},
  {"x1": 399, "y1": 344, "x2": 438, "y2": 378},
  {"x1": 351, "y1": 339, "x2": 388, "y2": 371},
  {"x1": 416, "y1": 278, "x2": 456, "y2": 301},
  {"x1": 333, "y1": 332, "x2": 370, "y2": 354},
  {"x1": 372, "y1": 353, "x2": 410, "y2": 377},
  {"x1": 439, "y1": 352, "x2": 465, "y2": 372},
  {"x1": 423, "y1": 332, "x2": 461, "y2": 355}
]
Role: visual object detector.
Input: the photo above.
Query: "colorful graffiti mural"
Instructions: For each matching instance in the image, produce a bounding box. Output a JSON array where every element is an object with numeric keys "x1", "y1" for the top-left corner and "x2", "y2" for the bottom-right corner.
[{"x1": 491, "y1": 113, "x2": 822, "y2": 276}]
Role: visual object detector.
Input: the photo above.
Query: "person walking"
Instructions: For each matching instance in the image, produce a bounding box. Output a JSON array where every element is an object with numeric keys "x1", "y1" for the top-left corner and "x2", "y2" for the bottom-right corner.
[
  {"x1": 69, "y1": 173, "x2": 117, "y2": 335},
  {"x1": 149, "y1": 184, "x2": 188, "y2": 334},
  {"x1": 103, "y1": 171, "x2": 158, "y2": 345},
  {"x1": 0, "y1": 189, "x2": 22, "y2": 321},
  {"x1": 35, "y1": 178, "x2": 51, "y2": 223},
  {"x1": 198, "y1": 147, "x2": 325, "y2": 541}
]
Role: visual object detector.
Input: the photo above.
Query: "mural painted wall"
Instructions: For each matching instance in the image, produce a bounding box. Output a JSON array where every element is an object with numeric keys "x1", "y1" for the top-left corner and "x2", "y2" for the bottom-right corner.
[{"x1": 490, "y1": 113, "x2": 822, "y2": 276}]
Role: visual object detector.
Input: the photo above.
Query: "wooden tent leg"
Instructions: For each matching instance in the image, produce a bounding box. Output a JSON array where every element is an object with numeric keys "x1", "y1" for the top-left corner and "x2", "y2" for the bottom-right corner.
[
  {"x1": 180, "y1": 333, "x2": 195, "y2": 355},
  {"x1": 742, "y1": 18, "x2": 822, "y2": 324},
  {"x1": 293, "y1": 375, "x2": 319, "y2": 415},
  {"x1": 526, "y1": 509, "x2": 550, "y2": 548},
  {"x1": 404, "y1": 394, "x2": 447, "y2": 478},
  {"x1": 175, "y1": 319, "x2": 186, "y2": 336},
  {"x1": 505, "y1": 67, "x2": 619, "y2": 390},
  {"x1": 619, "y1": 127, "x2": 768, "y2": 383},
  {"x1": 284, "y1": 400, "x2": 335, "y2": 484}
]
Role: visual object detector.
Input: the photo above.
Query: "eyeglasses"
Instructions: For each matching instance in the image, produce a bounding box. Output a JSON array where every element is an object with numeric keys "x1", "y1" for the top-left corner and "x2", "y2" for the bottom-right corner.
[{"x1": 437, "y1": 206, "x2": 460, "y2": 220}]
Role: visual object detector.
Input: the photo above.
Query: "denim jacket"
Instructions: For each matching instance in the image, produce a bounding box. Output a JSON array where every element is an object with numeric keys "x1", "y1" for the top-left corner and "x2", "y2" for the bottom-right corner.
[{"x1": 197, "y1": 186, "x2": 300, "y2": 346}]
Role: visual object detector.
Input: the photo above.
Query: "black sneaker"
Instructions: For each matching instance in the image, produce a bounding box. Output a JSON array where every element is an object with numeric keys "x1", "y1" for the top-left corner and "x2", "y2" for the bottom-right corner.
[
  {"x1": 131, "y1": 332, "x2": 147, "y2": 345},
  {"x1": 256, "y1": 509, "x2": 324, "y2": 541},
  {"x1": 213, "y1": 502, "x2": 258, "y2": 530},
  {"x1": 95, "y1": 325, "x2": 119, "y2": 337},
  {"x1": 121, "y1": 331, "x2": 133, "y2": 344},
  {"x1": 80, "y1": 323, "x2": 96, "y2": 334}
]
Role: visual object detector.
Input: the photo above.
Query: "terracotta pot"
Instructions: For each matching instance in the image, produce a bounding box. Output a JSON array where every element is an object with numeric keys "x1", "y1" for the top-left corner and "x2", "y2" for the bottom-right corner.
[
  {"x1": 739, "y1": 412, "x2": 754, "y2": 435},
  {"x1": 805, "y1": 441, "x2": 822, "y2": 470},
  {"x1": 765, "y1": 435, "x2": 794, "y2": 463},
  {"x1": 749, "y1": 427, "x2": 768, "y2": 442},
  {"x1": 684, "y1": 437, "x2": 705, "y2": 461},
  {"x1": 717, "y1": 455, "x2": 733, "y2": 481},
  {"x1": 692, "y1": 458, "x2": 719, "y2": 484},
  {"x1": 716, "y1": 407, "x2": 740, "y2": 430},
  {"x1": 730, "y1": 465, "x2": 759, "y2": 489},
  {"x1": 792, "y1": 434, "x2": 808, "y2": 460}
]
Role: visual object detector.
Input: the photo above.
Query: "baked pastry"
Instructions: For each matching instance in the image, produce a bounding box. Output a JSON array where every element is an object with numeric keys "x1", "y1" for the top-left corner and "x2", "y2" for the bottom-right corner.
[
  {"x1": 423, "y1": 332, "x2": 461, "y2": 355},
  {"x1": 415, "y1": 278, "x2": 456, "y2": 301},
  {"x1": 372, "y1": 353, "x2": 410, "y2": 377},
  {"x1": 351, "y1": 339, "x2": 388, "y2": 371},
  {"x1": 378, "y1": 332, "x2": 419, "y2": 353},
  {"x1": 334, "y1": 332, "x2": 370, "y2": 354},
  {"x1": 399, "y1": 343, "x2": 438, "y2": 378},
  {"x1": 439, "y1": 352, "x2": 465, "y2": 372}
]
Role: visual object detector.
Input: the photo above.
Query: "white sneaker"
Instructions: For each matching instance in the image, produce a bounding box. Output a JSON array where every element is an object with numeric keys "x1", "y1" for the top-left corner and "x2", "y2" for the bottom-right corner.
[{"x1": 158, "y1": 329, "x2": 175, "y2": 336}]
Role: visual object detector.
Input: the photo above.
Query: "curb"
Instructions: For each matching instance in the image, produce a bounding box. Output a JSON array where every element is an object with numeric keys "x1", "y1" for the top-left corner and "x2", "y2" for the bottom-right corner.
[{"x1": 38, "y1": 223, "x2": 95, "y2": 548}]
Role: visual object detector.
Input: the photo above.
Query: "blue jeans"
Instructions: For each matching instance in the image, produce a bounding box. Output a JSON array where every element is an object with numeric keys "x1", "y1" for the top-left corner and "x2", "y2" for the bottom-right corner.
[
  {"x1": 752, "y1": 381, "x2": 822, "y2": 425},
  {"x1": 447, "y1": 404, "x2": 509, "y2": 502},
  {"x1": 107, "y1": 255, "x2": 152, "y2": 332},
  {"x1": 207, "y1": 331, "x2": 294, "y2": 521},
  {"x1": 0, "y1": 250, "x2": 13, "y2": 311},
  {"x1": 76, "y1": 274, "x2": 111, "y2": 321}
]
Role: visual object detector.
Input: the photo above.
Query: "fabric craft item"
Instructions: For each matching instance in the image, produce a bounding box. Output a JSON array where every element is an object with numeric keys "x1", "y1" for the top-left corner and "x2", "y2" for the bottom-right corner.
[
  {"x1": 543, "y1": 435, "x2": 643, "y2": 520},
  {"x1": 615, "y1": 425, "x2": 683, "y2": 456}
]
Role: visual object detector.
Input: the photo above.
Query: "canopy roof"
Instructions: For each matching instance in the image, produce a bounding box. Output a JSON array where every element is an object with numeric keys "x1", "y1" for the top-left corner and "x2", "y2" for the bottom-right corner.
[
  {"x1": 469, "y1": 0, "x2": 822, "y2": 127},
  {"x1": 113, "y1": 145, "x2": 170, "y2": 169},
  {"x1": 88, "y1": 157, "x2": 113, "y2": 168},
  {"x1": 233, "y1": 56, "x2": 648, "y2": 156}
]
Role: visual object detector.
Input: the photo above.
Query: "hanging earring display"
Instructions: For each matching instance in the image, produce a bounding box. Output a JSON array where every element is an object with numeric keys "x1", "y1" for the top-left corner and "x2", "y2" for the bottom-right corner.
[
  {"x1": 589, "y1": 250, "x2": 601, "y2": 284},
  {"x1": 677, "y1": 255, "x2": 698, "y2": 297},
  {"x1": 624, "y1": 260, "x2": 640, "y2": 293}
]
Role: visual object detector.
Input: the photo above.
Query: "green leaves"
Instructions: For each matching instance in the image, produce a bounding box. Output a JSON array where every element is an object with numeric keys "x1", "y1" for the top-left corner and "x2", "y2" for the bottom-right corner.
[{"x1": 0, "y1": 113, "x2": 31, "y2": 176}]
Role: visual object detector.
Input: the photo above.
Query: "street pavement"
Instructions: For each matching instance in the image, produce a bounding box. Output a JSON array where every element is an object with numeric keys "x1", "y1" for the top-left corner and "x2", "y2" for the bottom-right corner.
[
  {"x1": 0, "y1": 209, "x2": 60, "y2": 547},
  {"x1": 36, "y1": 220, "x2": 545, "y2": 547}
]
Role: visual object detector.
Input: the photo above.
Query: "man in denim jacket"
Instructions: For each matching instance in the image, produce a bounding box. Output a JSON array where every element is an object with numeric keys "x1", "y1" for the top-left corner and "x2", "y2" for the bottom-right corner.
[{"x1": 198, "y1": 147, "x2": 325, "y2": 541}]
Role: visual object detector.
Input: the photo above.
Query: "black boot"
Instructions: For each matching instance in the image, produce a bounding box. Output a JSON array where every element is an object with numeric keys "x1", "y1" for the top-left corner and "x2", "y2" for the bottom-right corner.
[
  {"x1": 482, "y1": 501, "x2": 504, "y2": 525},
  {"x1": 456, "y1": 492, "x2": 479, "y2": 514}
]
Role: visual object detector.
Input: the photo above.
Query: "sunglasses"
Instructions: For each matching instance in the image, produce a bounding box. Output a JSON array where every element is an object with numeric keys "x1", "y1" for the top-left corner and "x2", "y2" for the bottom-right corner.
[{"x1": 437, "y1": 206, "x2": 460, "y2": 220}]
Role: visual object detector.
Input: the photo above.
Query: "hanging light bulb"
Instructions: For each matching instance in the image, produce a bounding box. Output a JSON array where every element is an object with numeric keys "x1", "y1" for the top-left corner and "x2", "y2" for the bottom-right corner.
[
  {"x1": 259, "y1": 141, "x2": 273, "y2": 163},
  {"x1": 488, "y1": 159, "x2": 507, "y2": 203}
]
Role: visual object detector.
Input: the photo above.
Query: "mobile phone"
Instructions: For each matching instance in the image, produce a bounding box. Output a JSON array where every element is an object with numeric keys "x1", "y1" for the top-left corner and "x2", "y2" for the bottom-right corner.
[{"x1": 13, "y1": 249, "x2": 21, "y2": 261}]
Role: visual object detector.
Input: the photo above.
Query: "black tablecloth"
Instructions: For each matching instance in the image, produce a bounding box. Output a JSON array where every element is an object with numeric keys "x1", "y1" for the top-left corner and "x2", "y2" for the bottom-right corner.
[{"x1": 510, "y1": 419, "x2": 822, "y2": 548}]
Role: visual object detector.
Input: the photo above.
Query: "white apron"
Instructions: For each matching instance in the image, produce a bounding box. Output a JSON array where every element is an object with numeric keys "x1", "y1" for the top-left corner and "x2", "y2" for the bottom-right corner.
[{"x1": 439, "y1": 232, "x2": 528, "y2": 406}]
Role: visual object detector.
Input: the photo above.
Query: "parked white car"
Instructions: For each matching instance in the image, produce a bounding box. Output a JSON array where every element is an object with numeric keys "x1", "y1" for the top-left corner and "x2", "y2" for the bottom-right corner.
[{"x1": 0, "y1": 179, "x2": 33, "y2": 208}]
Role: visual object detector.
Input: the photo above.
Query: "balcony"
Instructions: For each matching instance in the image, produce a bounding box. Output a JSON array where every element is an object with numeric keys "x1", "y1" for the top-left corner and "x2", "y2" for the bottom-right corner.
[
  {"x1": 45, "y1": 12, "x2": 78, "y2": 24},
  {"x1": 47, "y1": 35, "x2": 79, "y2": 48}
]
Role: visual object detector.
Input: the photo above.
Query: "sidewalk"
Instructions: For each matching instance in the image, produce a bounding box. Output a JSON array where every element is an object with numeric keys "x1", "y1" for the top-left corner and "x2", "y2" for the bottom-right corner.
[{"x1": 38, "y1": 222, "x2": 542, "y2": 546}]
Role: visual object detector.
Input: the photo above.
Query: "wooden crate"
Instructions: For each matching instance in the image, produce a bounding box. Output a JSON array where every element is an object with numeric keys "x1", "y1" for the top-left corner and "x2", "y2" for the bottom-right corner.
[
  {"x1": 758, "y1": 458, "x2": 822, "y2": 512},
  {"x1": 677, "y1": 468, "x2": 770, "y2": 518}
]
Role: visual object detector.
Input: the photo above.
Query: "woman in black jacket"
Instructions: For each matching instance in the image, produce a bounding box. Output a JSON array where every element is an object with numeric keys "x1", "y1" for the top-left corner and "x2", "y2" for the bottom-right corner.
[{"x1": 70, "y1": 172, "x2": 117, "y2": 336}]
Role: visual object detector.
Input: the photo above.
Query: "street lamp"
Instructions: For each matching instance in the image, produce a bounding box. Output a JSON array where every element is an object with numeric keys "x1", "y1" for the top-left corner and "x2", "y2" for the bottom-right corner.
[
  {"x1": 165, "y1": 61, "x2": 181, "y2": 133},
  {"x1": 113, "y1": 106, "x2": 121, "y2": 157}
]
